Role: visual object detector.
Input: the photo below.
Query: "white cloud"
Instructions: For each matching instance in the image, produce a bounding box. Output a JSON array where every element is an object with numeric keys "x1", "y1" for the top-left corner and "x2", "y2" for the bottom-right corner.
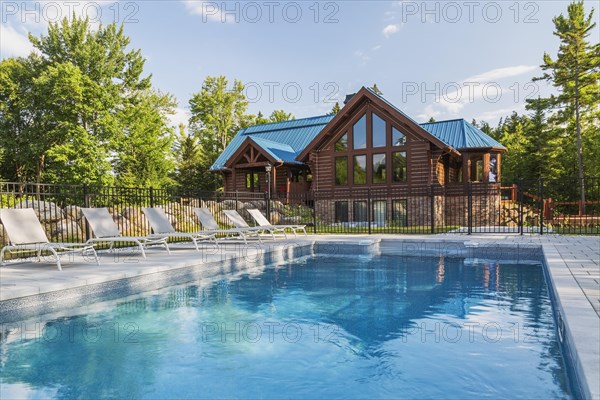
[
  {"x1": 372, "y1": 44, "x2": 382, "y2": 51},
  {"x1": 465, "y1": 65, "x2": 538, "y2": 83},
  {"x1": 168, "y1": 107, "x2": 191, "y2": 128},
  {"x1": 416, "y1": 105, "x2": 442, "y2": 122},
  {"x1": 382, "y1": 24, "x2": 400, "y2": 38},
  {"x1": 475, "y1": 107, "x2": 523, "y2": 123},
  {"x1": 354, "y1": 50, "x2": 370, "y2": 61},
  {"x1": 182, "y1": 0, "x2": 227, "y2": 22},
  {"x1": 0, "y1": 24, "x2": 35, "y2": 58},
  {"x1": 422, "y1": 65, "x2": 539, "y2": 117}
]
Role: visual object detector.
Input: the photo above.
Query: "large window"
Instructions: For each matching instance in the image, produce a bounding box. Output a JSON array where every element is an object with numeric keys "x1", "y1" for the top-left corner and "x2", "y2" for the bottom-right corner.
[
  {"x1": 335, "y1": 157, "x2": 348, "y2": 185},
  {"x1": 392, "y1": 152, "x2": 407, "y2": 182},
  {"x1": 335, "y1": 133, "x2": 348, "y2": 152},
  {"x1": 246, "y1": 172, "x2": 260, "y2": 191},
  {"x1": 392, "y1": 127, "x2": 406, "y2": 146},
  {"x1": 335, "y1": 201, "x2": 348, "y2": 223},
  {"x1": 475, "y1": 159, "x2": 484, "y2": 182},
  {"x1": 373, "y1": 153, "x2": 386, "y2": 184},
  {"x1": 353, "y1": 201, "x2": 367, "y2": 222},
  {"x1": 372, "y1": 113, "x2": 386, "y2": 148},
  {"x1": 353, "y1": 155, "x2": 367, "y2": 185},
  {"x1": 353, "y1": 114, "x2": 367, "y2": 149}
]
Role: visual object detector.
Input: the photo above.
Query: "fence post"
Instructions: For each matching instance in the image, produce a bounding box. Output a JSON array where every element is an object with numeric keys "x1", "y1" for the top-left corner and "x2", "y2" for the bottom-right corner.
[
  {"x1": 467, "y1": 182, "x2": 473, "y2": 235},
  {"x1": 235, "y1": 190, "x2": 239, "y2": 211},
  {"x1": 149, "y1": 187, "x2": 155, "y2": 208},
  {"x1": 312, "y1": 192, "x2": 317, "y2": 234},
  {"x1": 265, "y1": 191, "x2": 271, "y2": 223},
  {"x1": 430, "y1": 184, "x2": 435, "y2": 234},
  {"x1": 367, "y1": 188, "x2": 372, "y2": 235},
  {"x1": 539, "y1": 179, "x2": 544, "y2": 235},
  {"x1": 518, "y1": 181, "x2": 524, "y2": 235},
  {"x1": 83, "y1": 183, "x2": 90, "y2": 241}
]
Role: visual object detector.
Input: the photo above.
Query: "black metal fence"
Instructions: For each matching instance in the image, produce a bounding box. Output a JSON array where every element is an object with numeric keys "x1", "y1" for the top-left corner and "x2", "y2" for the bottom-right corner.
[{"x1": 1, "y1": 178, "x2": 599, "y2": 249}]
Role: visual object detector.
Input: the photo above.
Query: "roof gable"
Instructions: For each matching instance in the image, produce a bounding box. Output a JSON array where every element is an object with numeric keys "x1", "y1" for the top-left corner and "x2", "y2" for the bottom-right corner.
[
  {"x1": 420, "y1": 119, "x2": 506, "y2": 151},
  {"x1": 296, "y1": 87, "x2": 459, "y2": 162},
  {"x1": 210, "y1": 114, "x2": 334, "y2": 170}
]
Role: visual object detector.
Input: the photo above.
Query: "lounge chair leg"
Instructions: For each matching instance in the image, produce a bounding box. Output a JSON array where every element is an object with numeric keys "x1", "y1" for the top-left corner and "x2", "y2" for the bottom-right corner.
[
  {"x1": 0, "y1": 247, "x2": 8, "y2": 266},
  {"x1": 164, "y1": 241, "x2": 171, "y2": 255},
  {"x1": 192, "y1": 238, "x2": 199, "y2": 252},
  {"x1": 92, "y1": 249, "x2": 100, "y2": 265},
  {"x1": 48, "y1": 248, "x2": 61, "y2": 271},
  {"x1": 36, "y1": 247, "x2": 43, "y2": 262},
  {"x1": 138, "y1": 242, "x2": 146, "y2": 259}
]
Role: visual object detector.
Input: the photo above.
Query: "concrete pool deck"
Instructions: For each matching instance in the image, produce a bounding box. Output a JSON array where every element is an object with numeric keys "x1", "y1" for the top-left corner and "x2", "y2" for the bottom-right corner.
[{"x1": 0, "y1": 234, "x2": 598, "y2": 399}]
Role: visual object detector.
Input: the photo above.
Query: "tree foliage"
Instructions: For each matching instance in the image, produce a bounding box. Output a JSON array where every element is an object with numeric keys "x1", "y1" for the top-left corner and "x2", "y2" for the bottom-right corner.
[
  {"x1": 486, "y1": 1, "x2": 599, "y2": 188},
  {"x1": 0, "y1": 16, "x2": 174, "y2": 186},
  {"x1": 188, "y1": 76, "x2": 252, "y2": 190},
  {"x1": 269, "y1": 109, "x2": 294, "y2": 122}
]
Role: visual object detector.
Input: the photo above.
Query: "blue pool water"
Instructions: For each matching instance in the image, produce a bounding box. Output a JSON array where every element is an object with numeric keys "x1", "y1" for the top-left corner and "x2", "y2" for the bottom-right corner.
[{"x1": 0, "y1": 255, "x2": 573, "y2": 399}]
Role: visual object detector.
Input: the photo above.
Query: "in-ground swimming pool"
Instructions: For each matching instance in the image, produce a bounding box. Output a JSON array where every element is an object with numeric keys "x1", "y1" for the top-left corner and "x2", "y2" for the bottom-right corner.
[{"x1": 0, "y1": 254, "x2": 573, "y2": 399}]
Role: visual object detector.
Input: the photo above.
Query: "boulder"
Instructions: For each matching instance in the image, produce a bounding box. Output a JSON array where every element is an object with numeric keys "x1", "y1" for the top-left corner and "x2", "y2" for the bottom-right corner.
[
  {"x1": 269, "y1": 211, "x2": 281, "y2": 225},
  {"x1": 48, "y1": 218, "x2": 84, "y2": 242},
  {"x1": 64, "y1": 205, "x2": 84, "y2": 221},
  {"x1": 14, "y1": 200, "x2": 64, "y2": 222},
  {"x1": 281, "y1": 215, "x2": 303, "y2": 224}
]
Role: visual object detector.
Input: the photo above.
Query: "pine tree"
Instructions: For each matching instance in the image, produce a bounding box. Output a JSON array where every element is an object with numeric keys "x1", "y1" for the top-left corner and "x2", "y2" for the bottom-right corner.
[
  {"x1": 371, "y1": 84, "x2": 383, "y2": 95},
  {"x1": 534, "y1": 1, "x2": 600, "y2": 210},
  {"x1": 330, "y1": 102, "x2": 341, "y2": 114}
]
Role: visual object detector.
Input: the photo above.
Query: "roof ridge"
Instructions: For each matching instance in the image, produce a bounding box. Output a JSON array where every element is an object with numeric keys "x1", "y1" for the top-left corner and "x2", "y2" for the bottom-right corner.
[
  {"x1": 420, "y1": 118, "x2": 465, "y2": 124},
  {"x1": 248, "y1": 114, "x2": 331, "y2": 129}
]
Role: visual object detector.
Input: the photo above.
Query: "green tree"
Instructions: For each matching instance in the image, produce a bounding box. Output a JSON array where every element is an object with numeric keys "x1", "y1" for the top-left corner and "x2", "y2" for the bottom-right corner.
[
  {"x1": 0, "y1": 56, "x2": 42, "y2": 182},
  {"x1": 254, "y1": 111, "x2": 269, "y2": 125},
  {"x1": 0, "y1": 16, "x2": 167, "y2": 186},
  {"x1": 269, "y1": 109, "x2": 294, "y2": 122},
  {"x1": 172, "y1": 124, "x2": 205, "y2": 190},
  {"x1": 188, "y1": 76, "x2": 252, "y2": 190},
  {"x1": 113, "y1": 91, "x2": 176, "y2": 188},
  {"x1": 535, "y1": 1, "x2": 600, "y2": 208},
  {"x1": 428, "y1": 117, "x2": 436, "y2": 123},
  {"x1": 330, "y1": 102, "x2": 341, "y2": 114},
  {"x1": 371, "y1": 84, "x2": 383, "y2": 95}
]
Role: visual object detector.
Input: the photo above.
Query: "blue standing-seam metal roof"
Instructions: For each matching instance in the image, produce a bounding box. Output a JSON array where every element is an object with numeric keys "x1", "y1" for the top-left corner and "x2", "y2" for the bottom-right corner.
[
  {"x1": 211, "y1": 98, "x2": 505, "y2": 170},
  {"x1": 420, "y1": 119, "x2": 506, "y2": 150},
  {"x1": 210, "y1": 114, "x2": 335, "y2": 170}
]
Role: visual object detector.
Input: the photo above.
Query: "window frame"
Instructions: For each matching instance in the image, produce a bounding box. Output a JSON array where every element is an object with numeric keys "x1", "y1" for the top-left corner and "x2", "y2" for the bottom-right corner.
[{"x1": 330, "y1": 108, "x2": 410, "y2": 187}]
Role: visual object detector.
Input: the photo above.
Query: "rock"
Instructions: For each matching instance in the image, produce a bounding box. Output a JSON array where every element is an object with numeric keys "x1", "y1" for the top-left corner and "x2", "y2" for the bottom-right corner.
[
  {"x1": 64, "y1": 205, "x2": 84, "y2": 221},
  {"x1": 14, "y1": 200, "x2": 64, "y2": 222},
  {"x1": 221, "y1": 199, "x2": 238, "y2": 209},
  {"x1": 48, "y1": 218, "x2": 84, "y2": 242},
  {"x1": 281, "y1": 215, "x2": 302, "y2": 224},
  {"x1": 269, "y1": 211, "x2": 281, "y2": 224}
]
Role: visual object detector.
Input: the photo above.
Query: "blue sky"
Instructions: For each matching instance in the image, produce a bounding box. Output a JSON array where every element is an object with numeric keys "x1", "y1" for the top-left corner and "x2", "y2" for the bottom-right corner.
[{"x1": 2, "y1": 1, "x2": 598, "y2": 127}]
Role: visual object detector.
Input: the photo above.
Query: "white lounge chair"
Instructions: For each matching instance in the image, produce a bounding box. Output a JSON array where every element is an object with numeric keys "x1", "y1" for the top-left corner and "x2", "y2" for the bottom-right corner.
[
  {"x1": 81, "y1": 208, "x2": 170, "y2": 258},
  {"x1": 193, "y1": 207, "x2": 262, "y2": 244},
  {"x1": 247, "y1": 209, "x2": 307, "y2": 237},
  {"x1": 0, "y1": 208, "x2": 99, "y2": 271},
  {"x1": 222, "y1": 209, "x2": 281, "y2": 240},
  {"x1": 141, "y1": 207, "x2": 218, "y2": 251}
]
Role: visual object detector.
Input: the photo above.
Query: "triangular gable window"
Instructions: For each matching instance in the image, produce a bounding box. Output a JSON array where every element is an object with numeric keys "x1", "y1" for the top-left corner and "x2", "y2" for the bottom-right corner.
[
  {"x1": 353, "y1": 114, "x2": 367, "y2": 149},
  {"x1": 392, "y1": 127, "x2": 406, "y2": 146},
  {"x1": 335, "y1": 133, "x2": 348, "y2": 152}
]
